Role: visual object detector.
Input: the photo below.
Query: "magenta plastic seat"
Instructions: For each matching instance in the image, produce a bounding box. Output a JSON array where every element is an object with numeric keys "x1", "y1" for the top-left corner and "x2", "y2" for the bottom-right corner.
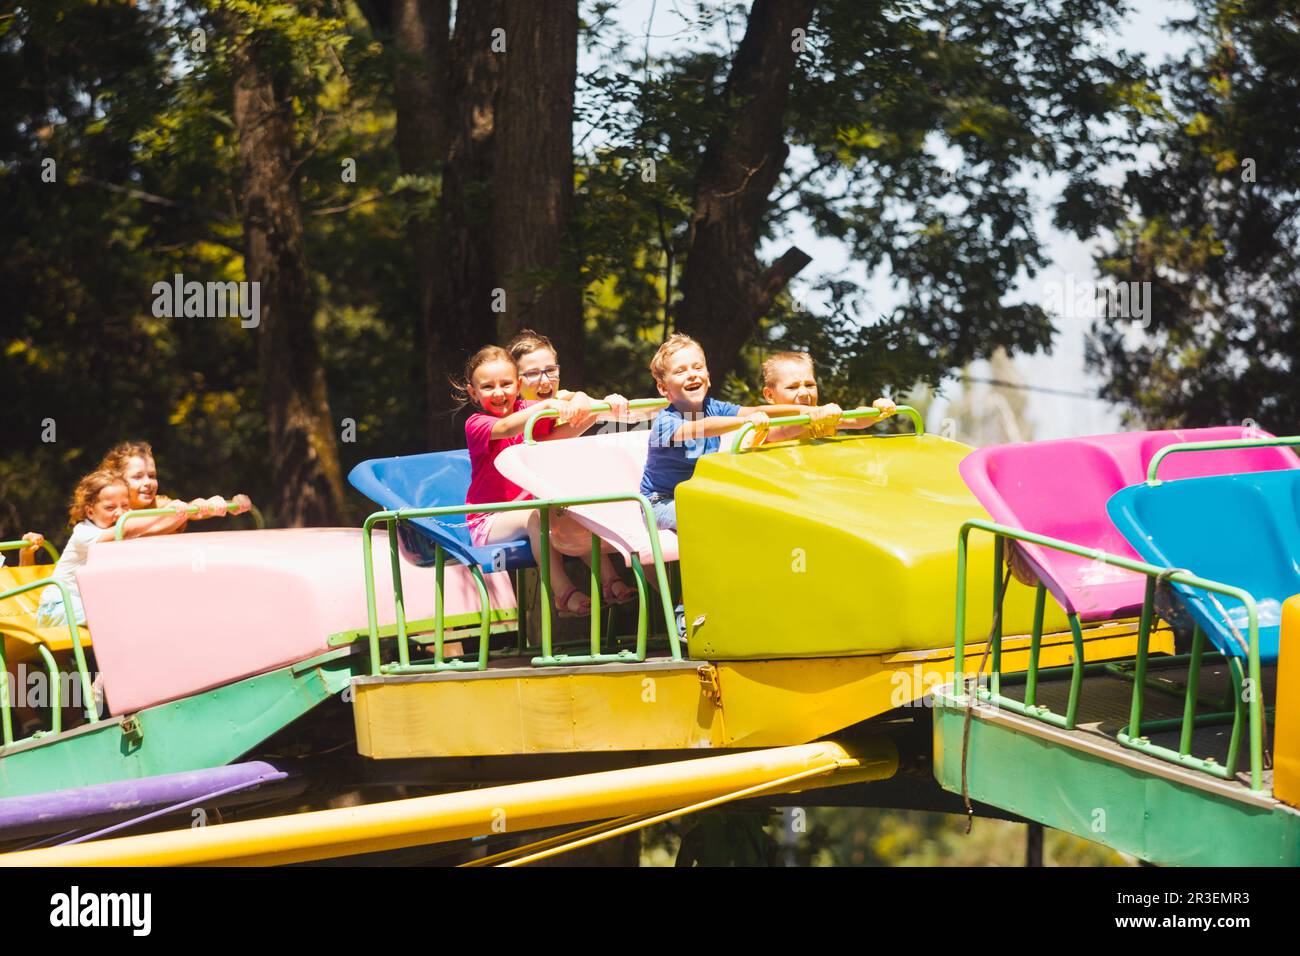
[
  {"x1": 495, "y1": 429, "x2": 678, "y2": 566},
  {"x1": 76, "y1": 529, "x2": 515, "y2": 714},
  {"x1": 959, "y1": 426, "x2": 1299, "y2": 622}
]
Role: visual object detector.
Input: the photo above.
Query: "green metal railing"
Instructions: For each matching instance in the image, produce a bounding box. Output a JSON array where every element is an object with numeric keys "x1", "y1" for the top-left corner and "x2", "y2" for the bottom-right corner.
[
  {"x1": 954, "y1": 519, "x2": 1266, "y2": 790},
  {"x1": 113, "y1": 500, "x2": 265, "y2": 540},
  {"x1": 0, "y1": 574, "x2": 98, "y2": 744},
  {"x1": 728, "y1": 405, "x2": 925, "y2": 453},
  {"x1": 522, "y1": 398, "x2": 668, "y2": 444},
  {"x1": 361, "y1": 493, "x2": 679, "y2": 675},
  {"x1": 1147, "y1": 434, "x2": 1300, "y2": 485},
  {"x1": 0, "y1": 538, "x2": 60, "y2": 565}
]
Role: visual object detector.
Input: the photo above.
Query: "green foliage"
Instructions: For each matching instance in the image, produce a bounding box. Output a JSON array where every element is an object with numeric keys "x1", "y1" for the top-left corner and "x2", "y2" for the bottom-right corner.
[{"x1": 1075, "y1": 0, "x2": 1300, "y2": 428}]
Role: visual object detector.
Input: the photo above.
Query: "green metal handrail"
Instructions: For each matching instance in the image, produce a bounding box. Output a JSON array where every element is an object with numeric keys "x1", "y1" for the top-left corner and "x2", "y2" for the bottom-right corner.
[
  {"x1": 0, "y1": 576, "x2": 99, "y2": 744},
  {"x1": 954, "y1": 519, "x2": 1265, "y2": 790},
  {"x1": 361, "y1": 492, "x2": 679, "y2": 676},
  {"x1": 113, "y1": 499, "x2": 264, "y2": 541},
  {"x1": 728, "y1": 404, "x2": 925, "y2": 453},
  {"x1": 523, "y1": 398, "x2": 668, "y2": 445},
  {"x1": 0, "y1": 538, "x2": 61, "y2": 564},
  {"x1": 1147, "y1": 434, "x2": 1300, "y2": 484}
]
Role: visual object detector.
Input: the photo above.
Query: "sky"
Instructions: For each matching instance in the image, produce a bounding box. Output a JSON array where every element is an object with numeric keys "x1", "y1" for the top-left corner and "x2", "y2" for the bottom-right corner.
[{"x1": 584, "y1": 0, "x2": 1199, "y2": 441}]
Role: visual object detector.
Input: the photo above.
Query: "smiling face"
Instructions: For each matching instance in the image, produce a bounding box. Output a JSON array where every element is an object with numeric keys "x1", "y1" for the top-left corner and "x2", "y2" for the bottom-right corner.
[
  {"x1": 655, "y1": 344, "x2": 711, "y2": 412},
  {"x1": 516, "y1": 347, "x2": 561, "y2": 401},
  {"x1": 762, "y1": 357, "x2": 818, "y2": 407},
  {"x1": 122, "y1": 454, "x2": 160, "y2": 509},
  {"x1": 86, "y1": 482, "x2": 130, "y2": 529},
  {"x1": 468, "y1": 357, "x2": 521, "y2": 417}
]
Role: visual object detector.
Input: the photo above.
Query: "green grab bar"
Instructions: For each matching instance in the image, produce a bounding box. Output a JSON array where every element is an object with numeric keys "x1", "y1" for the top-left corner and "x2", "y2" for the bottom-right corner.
[
  {"x1": 523, "y1": 398, "x2": 668, "y2": 445},
  {"x1": 0, "y1": 538, "x2": 61, "y2": 564},
  {"x1": 360, "y1": 491, "x2": 679, "y2": 676},
  {"x1": 954, "y1": 518, "x2": 1264, "y2": 791},
  {"x1": 113, "y1": 499, "x2": 262, "y2": 541},
  {"x1": 1146, "y1": 435, "x2": 1300, "y2": 484},
  {"x1": 729, "y1": 404, "x2": 925, "y2": 453},
  {"x1": 0, "y1": 576, "x2": 99, "y2": 740}
]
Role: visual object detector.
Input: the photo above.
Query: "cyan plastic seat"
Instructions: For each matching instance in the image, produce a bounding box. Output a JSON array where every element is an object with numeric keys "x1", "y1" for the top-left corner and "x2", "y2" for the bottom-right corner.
[
  {"x1": 347, "y1": 451, "x2": 534, "y2": 572},
  {"x1": 960, "y1": 426, "x2": 1298, "y2": 622},
  {"x1": 1107, "y1": 469, "x2": 1300, "y2": 664}
]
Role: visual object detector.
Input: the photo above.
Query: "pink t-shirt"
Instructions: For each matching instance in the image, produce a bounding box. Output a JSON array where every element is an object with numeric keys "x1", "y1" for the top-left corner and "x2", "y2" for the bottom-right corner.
[{"x1": 465, "y1": 398, "x2": 554, "y2": 541}]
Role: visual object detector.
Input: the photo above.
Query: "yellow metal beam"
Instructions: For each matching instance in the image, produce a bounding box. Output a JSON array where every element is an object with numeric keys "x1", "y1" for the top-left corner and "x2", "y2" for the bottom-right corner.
[
  {"x1": 353, "y1": 620, "x2": 1170, "y2": 757},
  {"x1": 0, "y1": 740, "x2": 896, "y2": 867}
]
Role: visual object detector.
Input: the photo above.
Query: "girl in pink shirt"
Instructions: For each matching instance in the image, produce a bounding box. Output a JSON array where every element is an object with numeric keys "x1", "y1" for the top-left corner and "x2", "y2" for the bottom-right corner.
[{"x1": 459, "y1": 346, "x2": 608, "y2": 617}]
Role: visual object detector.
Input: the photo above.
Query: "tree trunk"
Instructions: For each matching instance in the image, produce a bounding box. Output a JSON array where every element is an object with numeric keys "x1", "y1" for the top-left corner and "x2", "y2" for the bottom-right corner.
[
  {"x1": 426, "y1": 0, "x2": 505, "y2": 449},
  {"x1": 492, "y1": 0, "x2": 583, "y2": 381},
  {"x1": 674, "y1": 0, "x2": 817, "y2": 387},
  {"x1": 362, "y1": 0, "x2": 451, "y2": 444},
  {"x1": 230, "y1": 29, "x2": 348, "y2": 526}
]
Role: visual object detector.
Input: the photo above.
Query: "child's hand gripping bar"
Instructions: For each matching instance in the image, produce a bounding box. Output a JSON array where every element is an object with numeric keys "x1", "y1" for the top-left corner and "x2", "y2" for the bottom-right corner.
[
  {"x1": 523, "y1": 398, "x2": 669, "y2": 444},
  {"x1": 729, "y1": 404, "x2": 925, "y2": 453}
]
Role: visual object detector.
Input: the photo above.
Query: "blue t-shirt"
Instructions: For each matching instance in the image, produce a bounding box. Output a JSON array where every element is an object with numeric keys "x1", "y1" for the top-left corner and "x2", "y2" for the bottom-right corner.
[{"x1": 640, "y1": 396, "x2": 742, "y2": 497}]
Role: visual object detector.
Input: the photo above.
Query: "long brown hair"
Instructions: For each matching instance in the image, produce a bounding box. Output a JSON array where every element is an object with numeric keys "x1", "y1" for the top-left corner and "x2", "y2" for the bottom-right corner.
[
  {"x1": 68, "y1": 470, "x2": 127, "y2": 527},
  {"x1": 450, "y1": 345, "x2": 516, "y2": 409},
  {"x1": 99, "y1": 440, "x2": 154, "y2": 477}
]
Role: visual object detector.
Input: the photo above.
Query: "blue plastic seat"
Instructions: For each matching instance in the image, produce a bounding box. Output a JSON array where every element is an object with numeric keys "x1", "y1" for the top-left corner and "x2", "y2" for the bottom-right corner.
[
  {"x1": 1107, "y1": 470, "x2": 1300, "y2": 664},
  {"x1": 348, "y1": 451, "x2": 534, "y2": 572}
]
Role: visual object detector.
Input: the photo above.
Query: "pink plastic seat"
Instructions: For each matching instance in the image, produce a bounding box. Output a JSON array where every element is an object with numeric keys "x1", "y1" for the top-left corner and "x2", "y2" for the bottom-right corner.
[
  {"x1": 959, "y1": 426, "x2": 1299, "y2": 621},
  {"x1": 76, "y1": 528, "x2": 515, "y2": 714},
  {"x1": 495, "y1": 429, "x2": 678, "y2": 566}
]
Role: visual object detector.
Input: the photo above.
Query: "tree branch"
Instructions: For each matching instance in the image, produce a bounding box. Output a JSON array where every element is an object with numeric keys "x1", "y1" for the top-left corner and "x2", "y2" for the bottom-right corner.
[{"x1": 757, "y1": 245, "x2": 813, "y2": 312}]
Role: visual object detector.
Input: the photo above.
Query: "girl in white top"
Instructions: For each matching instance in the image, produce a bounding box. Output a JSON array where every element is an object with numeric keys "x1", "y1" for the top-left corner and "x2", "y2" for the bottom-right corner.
[{"x1": 36, "y1": 470, "x2": 188, "y2": 627}]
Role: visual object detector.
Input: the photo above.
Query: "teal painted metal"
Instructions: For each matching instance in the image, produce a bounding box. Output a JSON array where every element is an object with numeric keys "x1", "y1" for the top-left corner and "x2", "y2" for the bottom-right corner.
[
  {"x1": 0, "y1": 576, "x2": 98, "y2": 746},
  {"x1": 954, "y1": 519, "x2": 1265, "y2": 790},
  {"x1": 931, "y1": 686, "x2": 1300, "y2": 866},
  {"x1": 0, "y1": 649, "x2": 358, "y2": 800},
  {"x1": 728, "y1": 405, "x2": 925, "y2": 453},
  {"x1": 522, "y1": 398, "x2": 668, "y2": 445},
  {"x1": 0, "y1": 538, "x2": 61, "y2": 564},
  {"x1": 1146, "y1": 434, "x2": 1300, "y2": 484},
  {"x1": 361, "y1": 493, "x2": 678, "y2": 675}
]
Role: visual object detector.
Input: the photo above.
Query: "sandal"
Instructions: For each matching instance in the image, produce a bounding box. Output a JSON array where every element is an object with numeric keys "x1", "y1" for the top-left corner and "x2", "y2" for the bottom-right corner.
[
  {"x1": 556, "y1": 585, "x2": 592, "y2": 618},
  {"x1": 602, "y1": 580, "x2": 637, "y2": 606}
]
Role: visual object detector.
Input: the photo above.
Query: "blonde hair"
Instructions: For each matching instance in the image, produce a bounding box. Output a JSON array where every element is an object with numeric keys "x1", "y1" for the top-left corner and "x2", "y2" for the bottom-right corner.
[
  {"x1": 649, "y1": 333, "x2": 703, "y2": 383},
  {"x1": 450, "y1": 345, "x2": 516, "y2": 409},
  {"x1": 68, "y1": 470, "x2": 127, "y2": 528},
  {"x1": 505, "y1": 329, "x2": 557, "y2": 365},
  {"x1": 99, "y1": 440, "x2": 155, "y2": 477},
  {"x1": 760, "y1": 351, "x2": 815, "y2": 390}
]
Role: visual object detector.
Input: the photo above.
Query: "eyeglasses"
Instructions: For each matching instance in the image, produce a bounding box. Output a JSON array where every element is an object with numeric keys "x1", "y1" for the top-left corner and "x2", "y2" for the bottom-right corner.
[{"x1": 520, "y1": 365, "x2": 561, "y2": 383}]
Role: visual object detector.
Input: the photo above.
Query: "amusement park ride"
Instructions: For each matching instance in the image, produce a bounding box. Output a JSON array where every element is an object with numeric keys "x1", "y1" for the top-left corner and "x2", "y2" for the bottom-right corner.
[{"x1": 0, "y1": 402, "x2": 1297, "y2": 866}]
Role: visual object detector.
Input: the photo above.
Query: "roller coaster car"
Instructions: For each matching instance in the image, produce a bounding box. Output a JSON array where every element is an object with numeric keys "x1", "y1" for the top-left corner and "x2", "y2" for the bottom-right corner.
[
  {"x1": 960, "y1": 425, "x2": 1299, "y2": 622},
  {"x1": 75, "y1": 528, "x2": 514, "y2": 714},
  {"x1": 674, "y1": 429, "x2": 1067, "y2": 658}
]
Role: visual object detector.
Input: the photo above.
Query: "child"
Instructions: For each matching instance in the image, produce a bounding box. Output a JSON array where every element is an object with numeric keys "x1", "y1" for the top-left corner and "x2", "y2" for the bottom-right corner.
[
  {"x1": 506, "y1": 329, "x2": 637, "y2": 426},
  {"x1": 36, "y1": 470, "x2": 189, "y2": 628},
  {"x1": 99, "y1": 440, "x2": 252, "y2": 534},
  {"x1": 639, "y1": 334, "x2": 842, "y2": 531},
  {"x1": 759, "y1": 351, "x2": 897, "y2": 444},
  {"x1": 459, "y1": 346, "x2": 628, "y2": 617},
  {"x1": 507, "y1": 329, "x2": 639, "y2": 604}
]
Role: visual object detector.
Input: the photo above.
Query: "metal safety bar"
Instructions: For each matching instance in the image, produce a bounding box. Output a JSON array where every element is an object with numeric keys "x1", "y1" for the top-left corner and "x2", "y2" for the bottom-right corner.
[
  {"x1": 728, "y1": 404, "x2": 925, "y2": 453},
  {"x1": 361, "y1": 493, "x2": 680, "y2": 675},
  {"x1": 113, "y1": 500, "x2": 264, "y2": 541},
  {"x1": 1146, "y1": 435, "x2": 1300, "y2": 484},
  {"x1": 0, "y1": 576, "x2": 98, "y2": 744},
  {"x1": 522, "y1": 398, "x2": 668, "y2": 445},
  {"x1": 955, "y1": 519, "x2": 1266, "y2": 791}
]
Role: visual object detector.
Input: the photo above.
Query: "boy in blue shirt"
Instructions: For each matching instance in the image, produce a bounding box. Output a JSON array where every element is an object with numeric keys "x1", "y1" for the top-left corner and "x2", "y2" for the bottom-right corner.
[{"x1": 639, "y1": 334, "x2": 835, "y2": 530}]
